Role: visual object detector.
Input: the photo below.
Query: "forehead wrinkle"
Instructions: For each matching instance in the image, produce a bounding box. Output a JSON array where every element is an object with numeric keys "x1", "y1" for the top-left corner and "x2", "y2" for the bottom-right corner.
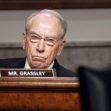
[{"x1": 28, "y1": 13, "x2": 62, "y2": 38}]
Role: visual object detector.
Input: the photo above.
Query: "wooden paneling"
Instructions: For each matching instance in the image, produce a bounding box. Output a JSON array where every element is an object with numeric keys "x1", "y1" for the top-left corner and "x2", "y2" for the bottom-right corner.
[
  {"x1": 0, "y1": 77, "x2": 79, "y2": 90},
  {"x1": 0, "y1": 77, "x2": 80, "y2": 111},
  {"x1": 0, "y1": 0, "x2": 111, "y2": 10}
]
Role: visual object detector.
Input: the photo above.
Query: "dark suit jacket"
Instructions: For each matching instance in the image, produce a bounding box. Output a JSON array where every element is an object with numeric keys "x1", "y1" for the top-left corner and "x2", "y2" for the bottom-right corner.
[{"x1": 0, "y1": 57, "x2": 77, "y2": 77}]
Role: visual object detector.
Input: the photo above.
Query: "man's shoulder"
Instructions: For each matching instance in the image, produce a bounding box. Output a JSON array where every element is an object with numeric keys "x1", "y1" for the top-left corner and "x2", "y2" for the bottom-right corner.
[
  {"x1": 54, "y1": 60, "x2": 77, "y2": 77},
  {"x1": 0, "y1": 58, "x2": 25, "y2": 62},
  {"x1": 57, "y1": 65, "x2": 77, "y2": 77},
  {"x1": 0, "y1": 57, "x2": 25, "y2": 68}
]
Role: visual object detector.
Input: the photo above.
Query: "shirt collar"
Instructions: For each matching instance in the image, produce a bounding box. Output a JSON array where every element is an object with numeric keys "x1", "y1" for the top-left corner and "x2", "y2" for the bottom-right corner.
[{"x1": 24, "y1": 58, "x2": 54, "y2": 69}]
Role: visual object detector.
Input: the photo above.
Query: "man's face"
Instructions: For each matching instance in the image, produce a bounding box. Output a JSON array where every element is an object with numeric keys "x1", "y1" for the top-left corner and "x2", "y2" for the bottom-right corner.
[{"x1": 22, "y1": 14, "x2": 64, "y2": 69}]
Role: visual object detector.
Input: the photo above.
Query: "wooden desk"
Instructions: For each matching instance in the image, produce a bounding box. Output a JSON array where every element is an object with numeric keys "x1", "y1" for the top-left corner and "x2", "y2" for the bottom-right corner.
[{"x1": 0, "y1": 77, "x2": 80, "y2": 111}]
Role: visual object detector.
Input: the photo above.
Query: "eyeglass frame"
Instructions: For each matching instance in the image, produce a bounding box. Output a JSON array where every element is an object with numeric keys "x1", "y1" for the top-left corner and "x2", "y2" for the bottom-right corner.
[{"x1": 26, "y1": 32, "x2": 63, "y2": 46}]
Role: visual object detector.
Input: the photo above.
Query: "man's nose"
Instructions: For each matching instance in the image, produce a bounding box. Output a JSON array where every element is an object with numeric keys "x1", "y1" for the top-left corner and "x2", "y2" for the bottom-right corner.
[{"x1": 36, "y1": 38, "x2": 45, "y2": 52}]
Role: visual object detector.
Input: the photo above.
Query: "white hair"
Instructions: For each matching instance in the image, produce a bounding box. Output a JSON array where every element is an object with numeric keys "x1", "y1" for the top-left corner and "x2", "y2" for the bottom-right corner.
[{"x1": 25, "y1": 9, "x2": 67, "y2": 39}]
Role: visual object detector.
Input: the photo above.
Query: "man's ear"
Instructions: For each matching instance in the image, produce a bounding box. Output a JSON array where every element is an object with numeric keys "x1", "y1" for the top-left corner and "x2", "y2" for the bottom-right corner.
[
  {"x1": 22, "y1": 32, "x2": 26, "y2": 50},
  {"x1": 57, "y1": 39, "x2": 65, "y2": 56}
]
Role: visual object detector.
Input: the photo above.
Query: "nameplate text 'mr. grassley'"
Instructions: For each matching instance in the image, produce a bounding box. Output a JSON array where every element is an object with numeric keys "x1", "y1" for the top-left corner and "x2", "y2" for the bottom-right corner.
[{"x1": 0, "y1": 69, "x2": 55, "y2": 77}]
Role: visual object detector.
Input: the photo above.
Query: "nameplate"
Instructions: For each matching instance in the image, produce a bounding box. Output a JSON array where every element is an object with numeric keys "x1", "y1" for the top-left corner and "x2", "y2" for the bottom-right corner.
[{"x1": 0, "y1": 69, "x2": 56, "y2": 77}]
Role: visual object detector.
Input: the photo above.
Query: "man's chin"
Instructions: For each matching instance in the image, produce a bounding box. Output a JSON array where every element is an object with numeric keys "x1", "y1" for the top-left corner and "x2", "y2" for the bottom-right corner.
[
  {"x1": 31, "y1": 63, "x2": 47, "y2": 69},
  {"x1": 33, "y1": 66, "x2": 46, "y2": 69}
]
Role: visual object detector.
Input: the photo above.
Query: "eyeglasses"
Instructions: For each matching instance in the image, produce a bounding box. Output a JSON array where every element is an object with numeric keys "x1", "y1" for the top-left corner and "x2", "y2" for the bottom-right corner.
[{"x1": 28, "y1": 33, "x2": 60, "y2": 46}]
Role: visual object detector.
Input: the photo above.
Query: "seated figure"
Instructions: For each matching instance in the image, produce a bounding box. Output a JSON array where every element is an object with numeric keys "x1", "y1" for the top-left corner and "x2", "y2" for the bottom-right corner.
[{"x1": 0, "y1": 9, "x2": 77, "y2": 77}]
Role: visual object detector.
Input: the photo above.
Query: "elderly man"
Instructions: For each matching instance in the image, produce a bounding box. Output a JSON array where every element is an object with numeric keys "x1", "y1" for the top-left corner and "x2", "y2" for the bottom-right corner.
[{"x1": 0, "y1": 9, "x2": 77, "y2": 77}]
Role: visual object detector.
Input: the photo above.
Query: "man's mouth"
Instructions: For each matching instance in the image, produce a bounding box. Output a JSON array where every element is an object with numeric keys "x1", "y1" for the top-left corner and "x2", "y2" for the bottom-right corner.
[{"x1": 32, "y1": 56, "x2": 46, "y2": 62}]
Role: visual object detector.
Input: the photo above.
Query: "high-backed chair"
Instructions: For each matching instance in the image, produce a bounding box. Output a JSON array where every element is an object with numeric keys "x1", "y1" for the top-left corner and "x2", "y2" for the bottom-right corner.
[{"x1": 78, "y1": 66, "x2": 111, "y2": 111}]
